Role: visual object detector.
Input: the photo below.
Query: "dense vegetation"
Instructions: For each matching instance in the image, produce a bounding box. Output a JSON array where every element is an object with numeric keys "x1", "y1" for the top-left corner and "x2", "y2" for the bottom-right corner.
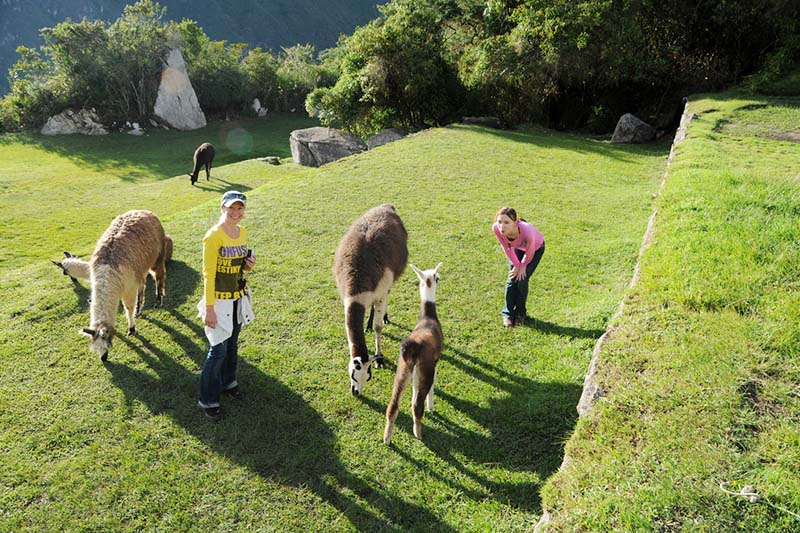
[
  {"x1": 0, "y1": 1, "x2": 339, "y2": 131},
  {"x1": 0, "y1": 0, "x2": 379, "y2": 96},
  {"x1": 4, "y1": 0, "x2": 799, "y2": 135},
  {"x1": 309, "y1": 0, "x2": 800, "y2": 135}
]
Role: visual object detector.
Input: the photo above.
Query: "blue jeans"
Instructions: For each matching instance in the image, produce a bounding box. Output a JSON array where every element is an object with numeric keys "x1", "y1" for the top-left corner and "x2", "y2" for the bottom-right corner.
[
  {"x1": 199, "y1": 300, "x2": 241, "y2": 408},
  {"x1": 503, "y1": 243, "x2": 545, "y2": 320}
]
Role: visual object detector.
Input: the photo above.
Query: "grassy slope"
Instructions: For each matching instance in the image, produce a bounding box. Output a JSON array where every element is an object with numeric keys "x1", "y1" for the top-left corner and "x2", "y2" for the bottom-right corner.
[
  {"x1": 540, "y1": 94, "x2": 800, "y2": 531},
  {"x1": 0, "y1": 119, "x2": 666, "y2": 531}
]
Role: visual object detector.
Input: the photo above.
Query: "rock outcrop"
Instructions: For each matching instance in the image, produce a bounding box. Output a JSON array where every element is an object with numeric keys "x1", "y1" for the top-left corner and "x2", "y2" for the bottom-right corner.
[
  {"x1": 41, "y1": 109, "x2": 108, "y2": 136},
  {"x1": 290, "y1": 127, "x2": 366, "y2": 167},
  {"x1": 153, "y1": 48, "x2": 206, "y2": 131},
  {"x1": 611, "y1": 113, "x2": 656, "y2": 143},
  {"x1": 462, "y1": 116, "x2": 504, "y2": 129},
  {"x1": 367, "y1": 128, "x2": 407, "y2": 150}
]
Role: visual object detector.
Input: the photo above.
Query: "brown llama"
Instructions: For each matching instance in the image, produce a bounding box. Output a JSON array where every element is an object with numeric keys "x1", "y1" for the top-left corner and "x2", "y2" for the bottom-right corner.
[
  {"x1": 334, "y1": 204, "x2": 408, "y2": 395},
  {"x1": 80, "y1": 210, "x2": 169, "y2": 361},
  {"x1": 189, "y1": 142, "x2": 215, "y2": 184},
  {"x1": 384, "y1": 263, "x2": 443, "y2": 444}
]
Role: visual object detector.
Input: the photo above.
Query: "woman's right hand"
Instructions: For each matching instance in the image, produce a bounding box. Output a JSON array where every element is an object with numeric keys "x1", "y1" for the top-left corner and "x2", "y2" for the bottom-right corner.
[{"x1": 205, "y1": 305, "x2": 217, "y2": 328}]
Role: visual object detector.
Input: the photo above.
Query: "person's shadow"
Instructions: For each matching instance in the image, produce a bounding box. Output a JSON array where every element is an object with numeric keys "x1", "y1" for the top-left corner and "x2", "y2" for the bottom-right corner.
[{"x1": 105, "y1": 314, "x2": 458, "y2": 531}]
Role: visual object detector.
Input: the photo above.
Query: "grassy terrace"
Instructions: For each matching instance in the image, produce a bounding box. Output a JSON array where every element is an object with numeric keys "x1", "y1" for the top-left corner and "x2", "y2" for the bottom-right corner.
[
  {"x1": 0, "y1": 114, "x2": 670, "y2": 530},
  {"x1": 540, "y1": 93, "x2": 800, "y2": 531}
]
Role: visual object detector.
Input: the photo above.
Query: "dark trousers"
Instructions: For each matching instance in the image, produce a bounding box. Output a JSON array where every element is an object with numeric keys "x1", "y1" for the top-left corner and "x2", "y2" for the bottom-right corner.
[
  {"x1": 199, "y1": 300, "x2": 241, "y2": 407},
  {"x1": 502, "y1": 243, "x2": 545, "y2": 320}
]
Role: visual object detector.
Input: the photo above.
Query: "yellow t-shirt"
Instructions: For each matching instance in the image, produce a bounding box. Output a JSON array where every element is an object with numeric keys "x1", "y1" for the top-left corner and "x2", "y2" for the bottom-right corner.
[{"x1": 203, "y1": 225, "x2": 248, "y2": 305}]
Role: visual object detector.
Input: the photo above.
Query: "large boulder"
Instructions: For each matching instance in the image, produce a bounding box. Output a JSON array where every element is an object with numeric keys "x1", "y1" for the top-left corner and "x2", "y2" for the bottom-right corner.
[
  {"x1": 462, "y1": 116, "x2": 504, "y2": 129},
  {"x1": 367, "y1": 127, "x2": 407, "y2": 150},
  {"x1": 153, "y1": 48, "x2": 206, "y2": 131},
  {"x1": 41, "y1": 109, "x2": 108, "y2": 136},
  {"x1": 290, "y1": 127, "x2": 366, "y2": 167},
  {"x1": 611, "y1": 113, "x2": 656, "y2": 144}
]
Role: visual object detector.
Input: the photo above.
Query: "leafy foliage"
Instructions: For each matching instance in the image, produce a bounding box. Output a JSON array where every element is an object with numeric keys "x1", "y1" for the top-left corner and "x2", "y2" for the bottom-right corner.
[
  {"x1": 308, "y1": 0, "x2": 800, "y2": 133},
  {"x1": 0, "y1": 0, "x2": 335, "y2": 131}
]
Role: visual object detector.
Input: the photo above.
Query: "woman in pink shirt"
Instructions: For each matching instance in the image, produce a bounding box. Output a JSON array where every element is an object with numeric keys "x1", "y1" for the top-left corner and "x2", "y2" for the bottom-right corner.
[{"x1": 492, "y1": 207, "x2": 545, "y2": 327}]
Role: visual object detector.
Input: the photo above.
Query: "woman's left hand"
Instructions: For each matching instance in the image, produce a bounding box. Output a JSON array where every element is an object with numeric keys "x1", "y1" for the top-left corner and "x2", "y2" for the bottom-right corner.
[{"x1": 244, "y1": 255, "x2": 256, "y2": 271}]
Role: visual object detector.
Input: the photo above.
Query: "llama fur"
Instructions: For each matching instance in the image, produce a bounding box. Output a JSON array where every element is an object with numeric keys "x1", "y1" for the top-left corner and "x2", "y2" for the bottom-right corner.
[
  {"x1": 384, "y1": 263, "x2": 443, "y2": 444},
  {"x1": 80, "y1": 210, "x2": 168, "y2": 361},
  {"x1": 334, "y1": 204, "x2": 408, "y2": 395},
  {"x1": 53, "y1": 235, "x2": 172, "y2": 284},
  {"x1": 52, "y1": 251, "x2": 90, "y2": 283},
  {"x1": 189, "y1": 142, "x2": 215, "y2": 184}
]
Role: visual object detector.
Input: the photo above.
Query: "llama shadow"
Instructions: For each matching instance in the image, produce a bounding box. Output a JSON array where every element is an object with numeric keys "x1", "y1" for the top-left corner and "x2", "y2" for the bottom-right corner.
[
  {"x1": 192, "y1": 177, "x2": 255, "y2": 194},
  {"x1": 370, "y1": 332, "x2": 581, "y2": 513},
  {"x1": 106, "y1": 321, "x2": 457, "y2": 532}
]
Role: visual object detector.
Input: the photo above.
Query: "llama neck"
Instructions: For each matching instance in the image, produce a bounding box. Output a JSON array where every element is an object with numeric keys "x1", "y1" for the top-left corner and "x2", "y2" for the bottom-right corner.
[
  {"x1": 345, "y1": 301, "x2": 369, "y2": 359},
  {"x1": 90, "y1": 266, "x2": 120, "y2": 330},
  {"x1": 420, "y1": 300, "x2": 438, "y2": 321}
]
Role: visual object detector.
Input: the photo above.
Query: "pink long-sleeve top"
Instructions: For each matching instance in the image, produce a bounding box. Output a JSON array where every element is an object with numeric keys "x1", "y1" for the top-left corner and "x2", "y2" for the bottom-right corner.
[{"x1": 492, "y1": 220, "x2": 544, "y2": 268}]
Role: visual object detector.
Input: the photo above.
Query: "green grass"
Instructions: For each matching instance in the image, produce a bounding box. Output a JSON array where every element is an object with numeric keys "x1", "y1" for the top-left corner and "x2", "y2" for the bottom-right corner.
[
  {"x1": 0, "y1": 117, "x2": 667, "y2": 530},
  {"x1": 539, "y1": 93, "x2": 800, "y2": 531}
]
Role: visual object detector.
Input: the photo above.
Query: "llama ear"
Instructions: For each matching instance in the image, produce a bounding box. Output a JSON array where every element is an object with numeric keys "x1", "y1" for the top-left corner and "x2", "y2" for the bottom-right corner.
[
  {"x1": 81, "y1": 328, "x2": 95, "y2": 337},
  {"x1": 410, "y1": 264, "x2": 423, "y2": 279},
  {"x1": 434, "y1": 262, "x2": 442, "y2": 275},
  {"x1": 63, "y1": 251, "x2": 73, "y2": 258}
]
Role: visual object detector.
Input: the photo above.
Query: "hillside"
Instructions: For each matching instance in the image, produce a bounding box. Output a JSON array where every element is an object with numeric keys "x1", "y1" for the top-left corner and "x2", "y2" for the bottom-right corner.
[
  {"x1": 0, "y1": 117, "x2": 668, "y2": 530},
  {"x1": 0, "y1": 0, "x2": 380, "y2": 95}
]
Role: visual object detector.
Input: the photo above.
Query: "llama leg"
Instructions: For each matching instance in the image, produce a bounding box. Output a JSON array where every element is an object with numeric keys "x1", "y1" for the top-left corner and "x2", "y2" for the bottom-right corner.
[
  {"x1": 152, "y1": 264, "x2": 166, "y2": 307},
  {"x1": 205, "y1": 162, "x2": 211, "y2": 180},
  {"x1": 384, "y1": 358, "x2": 412, "y2": 445},
  {"x1": 413, "y1": 365, "x2": 435, "y2": 440},
  {"x1": 426, "y1": 366, "x2": 437, "y2": 412},
  {"x1": 372, "y1": 297, "x2": 389, "y2": 367},
  {"x1": 134, "y1": 283, "x2": 145, "y2": 317},
  {"x1": 123, "y1": 292, "x2": 138, "y2": 335}
]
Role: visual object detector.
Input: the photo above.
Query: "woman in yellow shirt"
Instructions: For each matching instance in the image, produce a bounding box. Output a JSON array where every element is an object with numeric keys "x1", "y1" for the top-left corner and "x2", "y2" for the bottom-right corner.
[{"x1": 198, "y1": 191, "x2": 256, "y2": 421}]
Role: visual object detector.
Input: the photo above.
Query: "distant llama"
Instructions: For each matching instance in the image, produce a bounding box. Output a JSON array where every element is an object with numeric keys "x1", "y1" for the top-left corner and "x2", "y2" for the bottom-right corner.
[
  {"x1": 334, "y1": 204, "x2": 408, "y2": 395},
  {"x1": 189, "y1": 142, "x2": 215, "y2": 184},
  {"x1": 384, "y1": 263, "x2": 443, "y2": 444},
  {"x1": 80, "y1": 210, "x2": 169, "y2": 361}
]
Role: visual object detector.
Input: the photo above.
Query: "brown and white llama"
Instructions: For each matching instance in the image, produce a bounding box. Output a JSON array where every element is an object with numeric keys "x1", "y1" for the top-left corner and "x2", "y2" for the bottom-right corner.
[
  {"x1": 52, "y1": 251, "x2": 91, "y2": 284},
  {"x1": 384, "y1": 263, "x2": 443, "y2": 444},
  {"x1": 80, "y1": 210, "x2": 169, "y2": 361},
  {"x1": 189, "y1": 142, "x2": 215, "y2": 184},
  {"x1": 334, "y1": 204, "x2": 408, "y2": 395}
]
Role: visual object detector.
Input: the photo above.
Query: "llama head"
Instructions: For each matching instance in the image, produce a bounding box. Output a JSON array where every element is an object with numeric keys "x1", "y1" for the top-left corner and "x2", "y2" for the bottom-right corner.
[
  {"x1": 81, "y1": 325, "x2": 114, "y2": 361},
  {"x1": 348, "y1": 355, "x2": 373, "y2": 396},
  {"x1": 410, "y1": 262, "x2": 442, "y2": 302},
  {"x1": 52, "y1": 251, "x2": 77, "y2": 282}
]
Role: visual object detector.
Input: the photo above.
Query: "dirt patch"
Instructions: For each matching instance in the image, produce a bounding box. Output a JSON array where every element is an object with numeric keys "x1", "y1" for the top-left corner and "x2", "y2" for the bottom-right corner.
[{"x1": 769, "y1": 131, "x2": 800, "y2": 142}]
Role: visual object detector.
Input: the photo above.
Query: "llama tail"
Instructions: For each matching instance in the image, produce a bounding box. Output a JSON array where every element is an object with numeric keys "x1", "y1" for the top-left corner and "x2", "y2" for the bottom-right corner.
[{"x1": 400, "y1": 338, "x2": 422, "y2": 363}]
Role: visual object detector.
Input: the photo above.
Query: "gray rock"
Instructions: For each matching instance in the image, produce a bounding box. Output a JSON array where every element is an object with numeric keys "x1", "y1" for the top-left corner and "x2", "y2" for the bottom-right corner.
[
  {"x1": 252, "y1": 98, "x2": 268, "y2": 117},
  {"x1": 256, "y1": 156, "x2": 281, "y2": 165},
  {"x1": 367, "y1": 127, "x2": 407, "y2": 149},
  {"x1": 462, "y1": 116, "x2": 503, "y2": 129},
  {"x1": 611, "y1": 113, "x2": 656, "y2": 143},
  {"x1": 290, "y1": 127, "x2": 366, "y2": 167},
  {"x1": 153, "y1": 48, "x2": 206, "y2": 131},
  {"x1": 41, "y1": 109, "x2": 108, "y2": 136}
]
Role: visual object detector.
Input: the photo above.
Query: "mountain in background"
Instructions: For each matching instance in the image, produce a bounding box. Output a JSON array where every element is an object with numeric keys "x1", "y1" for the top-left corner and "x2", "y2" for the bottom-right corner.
[{"x1": 0, "y1": 0, "x2": 380, "y2": 95}]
